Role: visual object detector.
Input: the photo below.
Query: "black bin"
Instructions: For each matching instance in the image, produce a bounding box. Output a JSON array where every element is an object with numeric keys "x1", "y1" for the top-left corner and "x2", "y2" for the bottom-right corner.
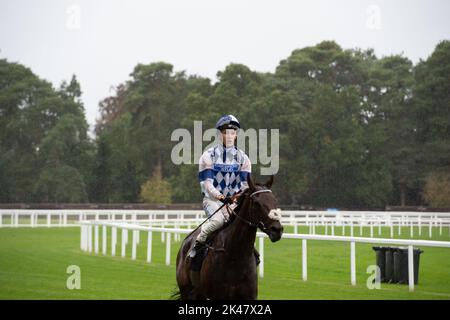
[
  {"x1": 372, "y1": 246, "x2": 423, "y2": 285},
  {"x1": 393, "y1": 247, "x2": 423, "y2": 285},
  {"x1": 372, "y1": 246, "x2": 388, "y2": 282},
  {"x1": 385, "y1": 247, "x2": 395, "y2": 283}
]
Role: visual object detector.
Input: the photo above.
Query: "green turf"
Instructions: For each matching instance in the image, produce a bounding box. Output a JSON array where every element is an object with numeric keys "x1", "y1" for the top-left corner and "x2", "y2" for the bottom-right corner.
[{"x1": 0, "y1": 225, "x2": 449, "y2": 299}]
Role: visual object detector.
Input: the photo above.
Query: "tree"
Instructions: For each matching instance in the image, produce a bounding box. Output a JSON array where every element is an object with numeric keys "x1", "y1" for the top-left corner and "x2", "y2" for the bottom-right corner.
[
  {"x1": 96, "y1": 83, "x2": 128, "y2": 136},
  {"x1": 33, "y1": 165, "x2": 88, "y2": 203},
  {"x1": 97, "y1": 112, "x2": 144, "y2": 203},
  {"x1": 126, "y1": 62, "x2": 187, "y2": 177},
  {"x1": 423, "y1": 171, "x2": 450, "y2": 208},
  {"x1": 140, "y1": 164, "x2": 172, "y2": 204},
  {"x1": 90, "y1": 135, "x2": 111, "y2": 203},
  {"x1": 169, "y1": 164, "x2": 201, "y2": 203},
  {"x1": 0, "y1": 59, "x2": 93, "y2": 203},
  {"x1": 5, "y1": 41, "x2": 449, "y2": 207},
  {"x1": 414, "y1": 40, "x2": 450, "y2": 177},
  {"x1": 367, "y1": 55, "x2": 417, "y2": 206},
  {"x1": 274, "y1": 41, "x2": 390, "y2": 207},
  {"x1": 34, "y1": 114, "x2": 92, "y2": 202}
]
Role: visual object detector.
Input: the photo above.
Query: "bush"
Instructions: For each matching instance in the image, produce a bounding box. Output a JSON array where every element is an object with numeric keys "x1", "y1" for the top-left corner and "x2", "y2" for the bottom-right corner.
[
  {"x1": 423, "y1": 171, "x2": 450, "y2": 207},
  {"x1": 140, "y1": 165, "x2": 172, "y2": 204}
]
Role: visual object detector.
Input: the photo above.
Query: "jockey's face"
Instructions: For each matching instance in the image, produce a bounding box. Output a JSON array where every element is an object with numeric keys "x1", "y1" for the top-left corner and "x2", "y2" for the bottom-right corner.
[{"x1": 221, "y1": 129, "x2": 237, "y2": 147}]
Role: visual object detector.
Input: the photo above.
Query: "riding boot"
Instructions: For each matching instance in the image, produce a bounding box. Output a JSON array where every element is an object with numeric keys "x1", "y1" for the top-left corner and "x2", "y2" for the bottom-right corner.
[
  {"x1": 188, "y1": 240, "x2": 206, "y2": 258},
  {"x1": 253, "y1": 247, "x2": 260, "y2": 266}
]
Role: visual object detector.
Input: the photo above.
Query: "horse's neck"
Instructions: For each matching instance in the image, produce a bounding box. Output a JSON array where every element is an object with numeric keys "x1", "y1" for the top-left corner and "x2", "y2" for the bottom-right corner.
[{"x1": 224, "y1": 199, "x2": 256, "y2": 255}]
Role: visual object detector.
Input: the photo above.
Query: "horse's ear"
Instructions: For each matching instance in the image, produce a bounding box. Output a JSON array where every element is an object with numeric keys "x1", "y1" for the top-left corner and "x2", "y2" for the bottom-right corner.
[
  {"x1": 247, "y1": 174, "x2": 255, "y2": 191},
  {"x1": 265, "y1": 175, "x2": 274, "y2": 189}
]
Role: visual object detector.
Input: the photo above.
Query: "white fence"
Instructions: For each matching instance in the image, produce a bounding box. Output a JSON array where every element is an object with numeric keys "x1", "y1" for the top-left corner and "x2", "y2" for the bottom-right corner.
[
  {"x1": 0, "y1": 209, "x2": 204, "y2": 228},
  {"x1": 2, "y1": 209, "x2": 450, "y2": 241},
  {"x1": 2, "y1": 209, "x2": 450, "y2": 238},
  {"x1": 80, "y1": 220, "x2": 450, "y2": 292}
]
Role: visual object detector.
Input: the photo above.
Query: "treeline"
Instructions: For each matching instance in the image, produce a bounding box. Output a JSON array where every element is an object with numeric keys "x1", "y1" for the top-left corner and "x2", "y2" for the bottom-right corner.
[{"x1": 1, "y1": 40, "x2": 449, "y2": 208}]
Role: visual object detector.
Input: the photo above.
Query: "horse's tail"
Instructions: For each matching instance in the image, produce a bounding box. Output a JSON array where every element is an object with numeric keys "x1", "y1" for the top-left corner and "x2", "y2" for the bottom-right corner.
[{"x1": 170, "y1": 287, "x2": 181, "y2": 300}]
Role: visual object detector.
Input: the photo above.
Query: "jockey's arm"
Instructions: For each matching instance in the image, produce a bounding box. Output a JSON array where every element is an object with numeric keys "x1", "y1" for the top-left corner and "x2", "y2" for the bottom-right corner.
[
  {"x1": 237, "y1": 154, "x2": 252, "y2": 194},
  {"x1": 229, "y1": 156, "x2": 252, "y2": 203},
  {"x1": 199, "y1": 150, "x2": 225, "y2": 201},
  {"x1": 203, "y1": 179, "x2": 225, "y2": 201}
]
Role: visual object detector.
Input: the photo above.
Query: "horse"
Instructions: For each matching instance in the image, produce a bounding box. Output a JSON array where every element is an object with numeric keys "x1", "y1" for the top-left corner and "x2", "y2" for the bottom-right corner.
[{"x1": 174, "y1": 175, "x2": 284, "y2": 300}]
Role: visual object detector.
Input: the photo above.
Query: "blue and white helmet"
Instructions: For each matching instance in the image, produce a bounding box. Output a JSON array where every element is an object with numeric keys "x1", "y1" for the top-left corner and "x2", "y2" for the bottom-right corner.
[{"x1": 215, "y1": 114, "x2": 240, "y2": 131}]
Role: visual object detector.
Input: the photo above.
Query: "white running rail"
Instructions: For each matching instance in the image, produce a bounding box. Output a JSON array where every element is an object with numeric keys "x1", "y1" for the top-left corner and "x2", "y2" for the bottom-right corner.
[
  {"x1": 80, "y1": 220, "x2": 450, "y2": 292},
  {"x1": 2, "y1": 209, "x2": 450, "y2": 235}
]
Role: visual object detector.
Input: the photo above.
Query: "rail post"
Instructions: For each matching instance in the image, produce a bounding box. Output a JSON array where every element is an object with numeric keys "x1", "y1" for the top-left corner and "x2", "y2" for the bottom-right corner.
[
  {"x1": 408, "y1": 245, "x2": 414, "y2": 292},
  {"x1": 165, "y1": 232, "x2": 171, "y2": 266},
  {"x1": 259, "y1": 236, "x2": 264, "y2": 278},
  {"x1": 302, "y1": 239, "x2": 307, "y2": 281},
  {"x1": 350, "y1": 241, "x2": 356, "y2": 286}
]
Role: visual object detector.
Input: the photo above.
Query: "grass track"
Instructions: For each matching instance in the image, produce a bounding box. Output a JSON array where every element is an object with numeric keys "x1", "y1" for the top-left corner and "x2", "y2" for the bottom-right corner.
[{"x1": 0, "y1": 226, "x2": 449, "y2": 299}]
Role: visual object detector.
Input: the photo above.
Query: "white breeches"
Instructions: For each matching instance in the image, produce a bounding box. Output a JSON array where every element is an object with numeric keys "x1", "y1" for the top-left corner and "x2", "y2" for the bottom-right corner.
[{"x1": 196, "y1": 197, "x2": 236, "y2": 243}]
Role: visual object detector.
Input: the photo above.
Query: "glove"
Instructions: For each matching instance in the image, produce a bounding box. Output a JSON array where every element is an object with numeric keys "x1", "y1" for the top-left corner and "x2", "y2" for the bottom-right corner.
[{"x1": 220, "y1": 196, "x2": 233, "y2": 205}]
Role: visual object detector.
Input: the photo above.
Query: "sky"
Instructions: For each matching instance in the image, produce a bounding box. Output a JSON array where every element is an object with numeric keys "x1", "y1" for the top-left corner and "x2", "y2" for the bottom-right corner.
[{"x1": 1, "y1": 0, "x2": 449, "y2": 136}]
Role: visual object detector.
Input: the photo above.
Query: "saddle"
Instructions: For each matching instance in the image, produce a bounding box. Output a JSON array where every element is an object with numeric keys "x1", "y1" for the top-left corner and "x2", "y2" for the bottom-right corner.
[
  {"x1": 188, "y1": 218, "x2": 260, "y2": 272},
  {"x1": 189, "y1": 223, "x2": 229, "y2": 272}
]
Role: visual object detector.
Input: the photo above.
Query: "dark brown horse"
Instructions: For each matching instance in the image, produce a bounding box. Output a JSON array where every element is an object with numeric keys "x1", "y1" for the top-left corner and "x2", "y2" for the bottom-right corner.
[{"x1": 175, "y1": 175, "x2": 283, "y2": 300}]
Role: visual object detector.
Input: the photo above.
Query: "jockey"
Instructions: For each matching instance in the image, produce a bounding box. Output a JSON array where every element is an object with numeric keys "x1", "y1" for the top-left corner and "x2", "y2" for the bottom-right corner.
[{"x1": 189, "y1": 114, "x2": 251, "y2": 258}]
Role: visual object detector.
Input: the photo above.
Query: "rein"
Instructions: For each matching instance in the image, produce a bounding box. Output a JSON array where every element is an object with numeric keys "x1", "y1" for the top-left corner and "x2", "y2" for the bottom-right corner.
[
  {"x1": 184, "y1": 201, "x2": 228, "y2": 239},
  {"x1": 227, "y1": 189, "x2": 273, "y2": 231},
  {"x1": 203, "y1": 188, "x2": 276, "y2": 254}
]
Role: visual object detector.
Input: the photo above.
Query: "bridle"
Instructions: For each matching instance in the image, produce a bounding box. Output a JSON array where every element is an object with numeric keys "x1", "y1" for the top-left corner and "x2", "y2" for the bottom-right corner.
[
  {"x1": 183, "y1": 188, "x2": 276, "y2": 241},
  {"x1": 227, "y1": 188, "x2": 276, "y2": 232}
]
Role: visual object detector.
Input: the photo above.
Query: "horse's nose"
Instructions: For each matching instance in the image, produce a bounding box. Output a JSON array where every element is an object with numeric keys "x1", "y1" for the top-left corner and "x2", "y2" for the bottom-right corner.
[{"x1": 268, "y1": 224, "x2": 283, "y2": 242}]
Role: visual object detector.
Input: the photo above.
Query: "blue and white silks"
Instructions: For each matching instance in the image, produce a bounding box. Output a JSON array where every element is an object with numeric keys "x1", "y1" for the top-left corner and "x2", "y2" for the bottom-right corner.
[{"x1": 198, "y1": 144, "x2": 251, "y2": 201}]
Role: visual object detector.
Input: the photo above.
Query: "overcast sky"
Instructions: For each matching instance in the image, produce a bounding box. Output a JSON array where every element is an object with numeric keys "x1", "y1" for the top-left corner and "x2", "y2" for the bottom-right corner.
[{"x1": 1, "y1": 0, "x2": 449, "y2": 135}]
